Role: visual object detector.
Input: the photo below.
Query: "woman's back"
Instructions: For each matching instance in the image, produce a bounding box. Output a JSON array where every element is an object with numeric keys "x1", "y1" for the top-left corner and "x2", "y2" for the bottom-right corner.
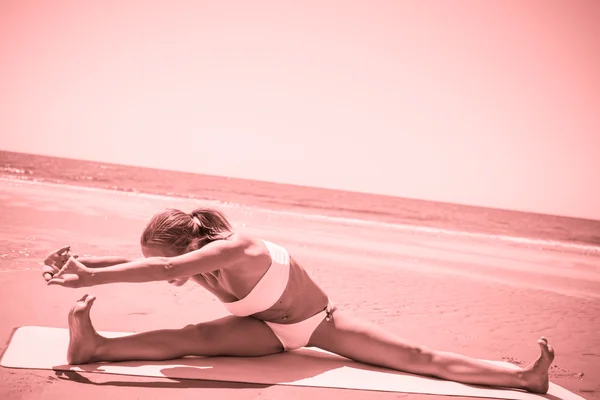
[{"x1": 193, "y1": 234, "x2": 329, "y2": 323}]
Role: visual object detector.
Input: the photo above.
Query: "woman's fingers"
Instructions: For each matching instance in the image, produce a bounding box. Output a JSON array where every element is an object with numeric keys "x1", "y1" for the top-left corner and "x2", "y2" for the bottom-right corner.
[
  {"x1": 57, "y1": 245, "x2": 71, "y2": 255},
  {"x1": 53, "y1": 259, "x2": 73, "y2": 279},
  {"x1": 47, "y1": 277, "x2": 66, "y2": 286},
  {"x1": 42, "y1": 248, "x2": 84, "y2": 287},
  {"x1": 59, "y1": 251, "x2": 78, "y2": 262},
  {"x1": 47, "y1": 245, "x2": 70, "y2": 259},
  {"x1": 42, "y1": 265, "x2": 55, "y2": 281},
  {"x1": 47, "y1": 273, "x2": 80, "y2": 287},
  {"x1": 42, "y1": 265, "x2": 55, "y2": 274},
  {"x1": 41, "y1": 262, "x2": 61, "y2": 282},
  {"x1": 44, "y1": 246, "x2": 78, "y2": 268},
  {"x1": 44, "y1": 245, "x2": 73, "y2": 267}
]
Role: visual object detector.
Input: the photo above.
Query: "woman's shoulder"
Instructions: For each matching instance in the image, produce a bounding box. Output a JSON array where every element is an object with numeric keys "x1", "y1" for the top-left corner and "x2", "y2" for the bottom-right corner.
[{"x1": 222, "y1": 233, "x2": 269, "y2": 258}]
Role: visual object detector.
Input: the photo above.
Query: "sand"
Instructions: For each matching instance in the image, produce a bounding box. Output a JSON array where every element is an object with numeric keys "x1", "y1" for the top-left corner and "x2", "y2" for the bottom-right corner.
[{"x1": 1, "y1": 178, "x2": 599, "y2": 400}]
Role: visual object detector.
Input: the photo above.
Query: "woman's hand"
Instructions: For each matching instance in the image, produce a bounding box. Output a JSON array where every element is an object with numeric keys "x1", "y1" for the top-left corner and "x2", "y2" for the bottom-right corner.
[
  {"x1": 47, "y1": 256, "x2": 92, "y2": 288},
  {"x1": 42, "y1": 245, "x2": 78, "y2": 281}
]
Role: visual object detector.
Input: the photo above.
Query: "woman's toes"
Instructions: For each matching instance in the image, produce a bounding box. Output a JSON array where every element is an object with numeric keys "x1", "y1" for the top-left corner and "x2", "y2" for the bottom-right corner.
[{"x1": 85, "y1": 295, "x2": 96, "y2": 306}]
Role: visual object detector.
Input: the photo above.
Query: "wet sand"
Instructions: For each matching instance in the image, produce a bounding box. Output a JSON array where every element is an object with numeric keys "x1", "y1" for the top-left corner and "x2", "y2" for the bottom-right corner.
[{"x1": 1, "y1": 179, "x2": 599, "y2": 399}]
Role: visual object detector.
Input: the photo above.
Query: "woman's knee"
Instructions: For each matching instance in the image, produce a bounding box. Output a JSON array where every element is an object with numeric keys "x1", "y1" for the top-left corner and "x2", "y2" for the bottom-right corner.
[
  {"x1": 404, "y1": 345, "x2": 438, "y2": 374},
  {"x1": 409, "y1": 345, "x2": 434, "y2": 361}
]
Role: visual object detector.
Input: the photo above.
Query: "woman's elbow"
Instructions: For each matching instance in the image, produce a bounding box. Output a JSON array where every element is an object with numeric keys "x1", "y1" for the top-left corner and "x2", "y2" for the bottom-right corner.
[{"x1": 153, "y1": 257, "x2": 178, "y2": 280}]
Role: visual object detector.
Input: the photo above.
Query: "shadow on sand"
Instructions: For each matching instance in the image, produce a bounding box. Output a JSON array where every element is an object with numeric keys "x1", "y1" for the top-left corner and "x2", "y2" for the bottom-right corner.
[{"x1": 52, "y1": 348, "x2": 358, "y2": 389}]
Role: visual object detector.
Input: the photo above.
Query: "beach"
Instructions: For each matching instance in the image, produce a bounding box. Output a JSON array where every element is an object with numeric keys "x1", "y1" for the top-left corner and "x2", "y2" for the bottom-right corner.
[{"x1": 1, "y1": 178, "x2": 599, "y2": 399}]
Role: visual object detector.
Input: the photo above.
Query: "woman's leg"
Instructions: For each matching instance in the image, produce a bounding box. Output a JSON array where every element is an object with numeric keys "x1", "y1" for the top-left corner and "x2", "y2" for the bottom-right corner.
[
  {"x1": 66, "y1": 294, "x2": 283, "y2": 364},
  {"x1": 307, "y1": 309, "x2": 554, "y2": 394}
]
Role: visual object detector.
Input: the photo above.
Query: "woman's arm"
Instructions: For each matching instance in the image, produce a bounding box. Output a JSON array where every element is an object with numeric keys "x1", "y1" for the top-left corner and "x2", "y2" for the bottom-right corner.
[
  {"x1": 77, "y1": 256, "x2": 135, "y2": 269},
  {"x1": 89, "y1": 239, "x2": 247, "y2": 286}
]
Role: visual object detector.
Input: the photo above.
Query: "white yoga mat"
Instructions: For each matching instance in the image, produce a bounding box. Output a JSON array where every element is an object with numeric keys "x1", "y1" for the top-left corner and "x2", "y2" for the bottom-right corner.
[{"x1": 1, "y1": 326, "x2": 584, "y2": 400}]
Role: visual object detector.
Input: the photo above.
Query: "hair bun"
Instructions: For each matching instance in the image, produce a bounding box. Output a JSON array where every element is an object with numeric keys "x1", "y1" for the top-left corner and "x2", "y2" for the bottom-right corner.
[{"x1": 141, "y1": 208, "x2": 232, "y2": 253}]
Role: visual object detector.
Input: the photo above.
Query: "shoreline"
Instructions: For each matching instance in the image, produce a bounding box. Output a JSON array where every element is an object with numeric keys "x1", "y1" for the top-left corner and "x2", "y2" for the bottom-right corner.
[{"x1": 2, "y1": 177, "x2": 599, "y2": 256}]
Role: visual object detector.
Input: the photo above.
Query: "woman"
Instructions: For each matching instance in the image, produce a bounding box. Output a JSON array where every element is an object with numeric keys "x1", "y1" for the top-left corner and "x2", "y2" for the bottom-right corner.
[{"x1": 42, "y1": 208, "x2": 554, "y2": 394}]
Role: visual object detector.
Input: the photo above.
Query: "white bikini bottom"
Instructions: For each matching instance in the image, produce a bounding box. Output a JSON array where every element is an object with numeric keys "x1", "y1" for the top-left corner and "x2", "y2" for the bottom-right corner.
[{"x1": 264, "y1": 302, "x2": 335, "y2": 351}]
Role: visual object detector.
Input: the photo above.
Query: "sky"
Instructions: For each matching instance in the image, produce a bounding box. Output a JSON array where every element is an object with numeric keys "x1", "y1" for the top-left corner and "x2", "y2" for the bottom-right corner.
[{"x1": 1, "y1": 0, "x2": 599, "y2": 220}]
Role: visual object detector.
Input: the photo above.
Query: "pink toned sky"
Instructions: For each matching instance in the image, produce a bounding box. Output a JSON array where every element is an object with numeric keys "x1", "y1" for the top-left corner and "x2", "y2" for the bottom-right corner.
[{"x1": 1, "y1": 1, "x2": 599, "y2": 220}]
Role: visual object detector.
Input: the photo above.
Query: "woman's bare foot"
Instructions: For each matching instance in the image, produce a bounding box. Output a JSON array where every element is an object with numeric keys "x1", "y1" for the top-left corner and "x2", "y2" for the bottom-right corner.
[
  {"x1": 522, "y1": 337, "x2": 555, "y2": 393},
  {"x1": 67, "y1": 294, "x2": 104, "y2": 365}
]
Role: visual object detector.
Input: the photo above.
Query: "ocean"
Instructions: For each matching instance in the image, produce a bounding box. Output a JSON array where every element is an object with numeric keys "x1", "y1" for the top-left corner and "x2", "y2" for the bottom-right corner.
[{"x1": 1, "y1": 150, "x2": 599, "y2": 255}]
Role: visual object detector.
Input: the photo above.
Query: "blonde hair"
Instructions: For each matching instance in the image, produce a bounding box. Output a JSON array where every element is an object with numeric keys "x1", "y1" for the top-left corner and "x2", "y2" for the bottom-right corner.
[{"x1": 140, "y1": 208, "x2": 233, "y2": 254}]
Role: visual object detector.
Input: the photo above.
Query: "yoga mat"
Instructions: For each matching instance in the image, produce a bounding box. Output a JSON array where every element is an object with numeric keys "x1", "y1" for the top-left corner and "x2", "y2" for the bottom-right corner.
[{"x1": 1, "y1": 326, "x2": 584, "y2": 400}]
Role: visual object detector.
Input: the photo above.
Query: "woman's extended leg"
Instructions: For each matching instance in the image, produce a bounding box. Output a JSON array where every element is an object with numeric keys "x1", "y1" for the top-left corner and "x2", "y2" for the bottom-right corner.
[
  {"x1": 66, "y1": 294, "x2": 283, "y2": 364},
  {"x1": 307, "y1": 309, "x2": 554, "y2": 394}
]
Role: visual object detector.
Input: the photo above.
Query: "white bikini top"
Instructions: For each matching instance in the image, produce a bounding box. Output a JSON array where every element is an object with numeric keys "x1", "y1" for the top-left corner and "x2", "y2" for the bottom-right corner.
[{"x1": 221, "y1": 240, "x2": 291, "y2": 317}]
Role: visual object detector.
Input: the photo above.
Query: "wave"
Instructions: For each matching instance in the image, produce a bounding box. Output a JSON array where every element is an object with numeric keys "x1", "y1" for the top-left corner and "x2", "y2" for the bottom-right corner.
[
  {"x1": 2, "y1": 176, "x2": 599, "y2": 256},
  {"x1": 0, "y1": 166, "x2": 33, "y2": 175}
]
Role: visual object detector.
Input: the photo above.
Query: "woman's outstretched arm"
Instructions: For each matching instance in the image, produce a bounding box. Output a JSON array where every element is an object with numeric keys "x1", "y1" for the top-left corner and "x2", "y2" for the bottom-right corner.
[
  {"x1": 48, "y1": 239, "x2": 248, "y2": 288},
  {"x1": 42, "y1": 247, "x2": 132, "y2": 281},
  {"x1": 91, "y1": 239, "x2": 246, "y2": 285},
  {"x1": 77, "y1": 256, "x2": 135, "y2": 269}
]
